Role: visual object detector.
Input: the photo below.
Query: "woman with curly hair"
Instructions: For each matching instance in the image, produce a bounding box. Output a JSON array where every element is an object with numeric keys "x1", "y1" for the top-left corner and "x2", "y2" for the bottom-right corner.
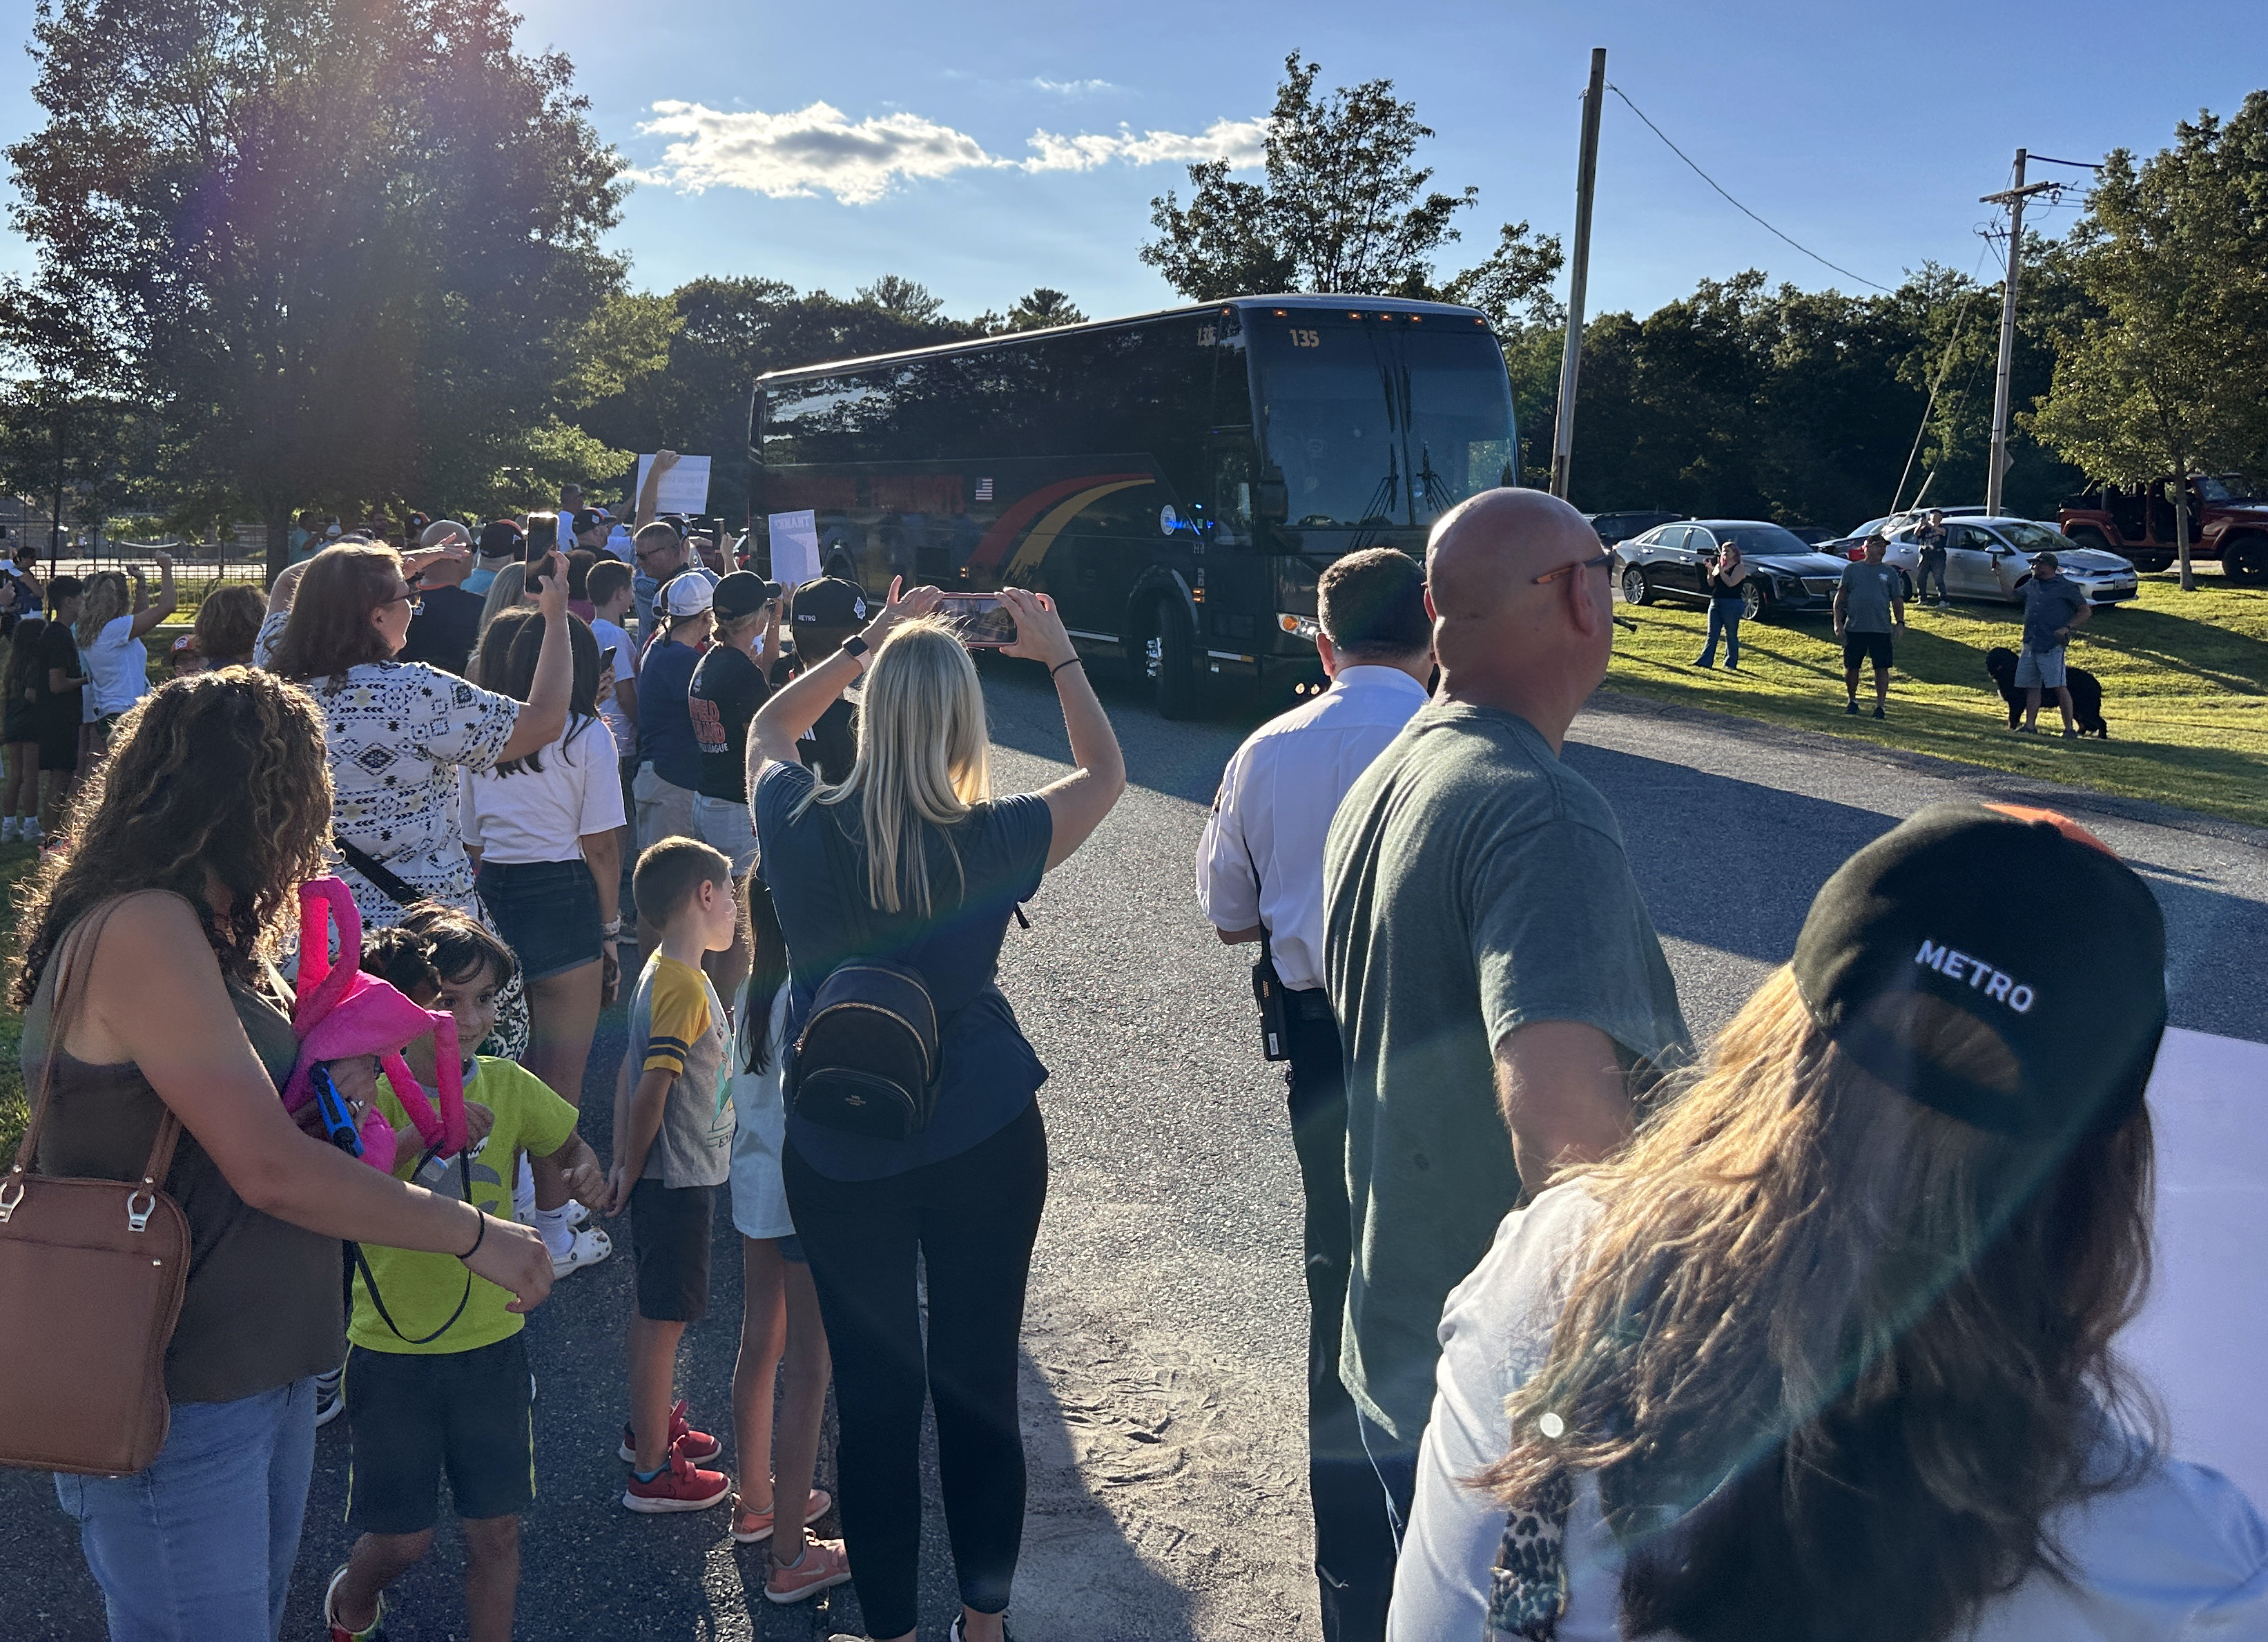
[
  {"x1": 258, "y1": 540, "x2": 572, "y2": 1062},
  {"x1": 16, "y1": 669, "x2": 554, "y2": 1641},
  {"x1": 1394, "y1": 803, "x2": 2267, "y2": 1641}
]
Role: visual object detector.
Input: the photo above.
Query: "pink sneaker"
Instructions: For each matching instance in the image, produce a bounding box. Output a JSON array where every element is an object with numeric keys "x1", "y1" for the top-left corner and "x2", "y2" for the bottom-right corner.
[
  {"x1": 622, "y1": 1435, "x2": 732, "y2": 1514},
  {"x1": 730, "y1": 1485, "x2": 835, "y2": 1543},
  {"x1": 618, "y1": 1398, "x2": 721, "y2": 1465},
  {"x1": 764, "y1": 1537, "x2": 853, "y2": 1604}
]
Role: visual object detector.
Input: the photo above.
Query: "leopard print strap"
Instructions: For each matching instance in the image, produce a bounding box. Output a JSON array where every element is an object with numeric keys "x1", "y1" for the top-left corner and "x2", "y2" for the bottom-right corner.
[{"x1": 1486, "y1": 1467, "x2": 1575, "y2": 1640}]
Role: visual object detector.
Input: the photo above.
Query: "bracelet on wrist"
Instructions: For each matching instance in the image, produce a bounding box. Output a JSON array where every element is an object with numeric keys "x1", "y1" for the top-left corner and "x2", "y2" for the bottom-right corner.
[
  {"x1": 458, "y1": 1205, "x2": 487, "y2": 1262},
  {"x1": 601, "y1": 918, "x2": 623, "y2": 937},
  {"x1": 1049, "y1": 656, "x2": 1083, "y2": 680}
]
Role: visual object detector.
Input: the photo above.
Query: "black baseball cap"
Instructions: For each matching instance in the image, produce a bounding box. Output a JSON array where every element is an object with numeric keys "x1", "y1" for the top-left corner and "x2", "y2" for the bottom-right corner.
[
  {"x1": 789, "y1": 577, "x2": 869, "y2": 630},
  {"x1": 2032, "y1": 551, "x2": 2062, "y2": 570},
  {"x1": 1790, "y1": 802, "x2": 2165, "y2": 1139},
  {"x1": 711, "y1": 570, "x2": 779, "y2": 622},
  {"x1": 477, "y1": 519, "x2": 524, "y2": 561}
]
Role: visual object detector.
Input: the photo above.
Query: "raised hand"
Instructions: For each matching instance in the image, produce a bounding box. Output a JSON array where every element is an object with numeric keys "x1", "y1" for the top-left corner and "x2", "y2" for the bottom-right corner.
[{"x1": 996, "y1": 587, "x2": 1075, "y2": 668}]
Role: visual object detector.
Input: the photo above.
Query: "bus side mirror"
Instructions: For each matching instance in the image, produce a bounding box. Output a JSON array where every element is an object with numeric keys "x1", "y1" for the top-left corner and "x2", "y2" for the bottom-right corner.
[{"x1": 1253, "y1": 474, "x2": 1288, "y2": 523}]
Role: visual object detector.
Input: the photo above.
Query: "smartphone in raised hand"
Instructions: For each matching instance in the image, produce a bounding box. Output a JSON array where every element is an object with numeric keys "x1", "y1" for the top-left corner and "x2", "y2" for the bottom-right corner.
[
  {"x1": 936, "y1": 592, "x2": 1018, "y2": 648},
  {"x1": 524, "y1": 511, "x2": 561, "y2": 592}
]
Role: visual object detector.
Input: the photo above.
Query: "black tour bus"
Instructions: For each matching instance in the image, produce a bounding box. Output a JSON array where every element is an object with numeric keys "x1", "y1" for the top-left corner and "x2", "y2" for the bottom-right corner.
[{"x1": 749, "y1": 293, "x2": 1515, "y2": 716}]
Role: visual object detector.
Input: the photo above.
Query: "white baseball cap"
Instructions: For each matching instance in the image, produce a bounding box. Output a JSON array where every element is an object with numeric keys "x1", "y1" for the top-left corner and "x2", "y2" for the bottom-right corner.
[{"x1": 660, "y1": 575, "x2": 715, "y2": 618}]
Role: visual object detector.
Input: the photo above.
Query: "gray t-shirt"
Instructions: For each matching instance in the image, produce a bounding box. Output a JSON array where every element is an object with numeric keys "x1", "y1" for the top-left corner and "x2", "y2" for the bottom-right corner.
[
  {"x1": 1322, "y1": 704, "x2": 1689, "y2": 1445},
  {"x1": 626, "y1": 952, "x2": 733, "y2": 1188},
  {"x1": 2022, "y1": 575, "x2": 2088, "y2": 652},
  {"x1": 1838, "y1": 560, "x2": 1902, "y2": 633}
]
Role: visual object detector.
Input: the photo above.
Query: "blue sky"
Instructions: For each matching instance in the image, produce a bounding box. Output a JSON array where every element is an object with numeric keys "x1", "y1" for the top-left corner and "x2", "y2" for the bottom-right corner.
[{"x1": 1, "y1": 0, "x2": 2261, "y2": 324}]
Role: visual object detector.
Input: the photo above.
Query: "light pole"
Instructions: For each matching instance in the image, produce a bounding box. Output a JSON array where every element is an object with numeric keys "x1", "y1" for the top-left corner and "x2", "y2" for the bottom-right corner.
[
  {"x1": 1550, "y1": 48, "x2": 1607, "y2": 500},
  {"x1": 1980, "y1": 150, "x2": 2055, "y2": 516}
]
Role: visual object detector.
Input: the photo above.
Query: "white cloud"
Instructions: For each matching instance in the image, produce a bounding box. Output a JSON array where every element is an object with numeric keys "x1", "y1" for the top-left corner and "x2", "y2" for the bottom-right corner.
[
  {"x1": 1031, "y1": 76, "x2": 1117, "y2": 96},
  {"x1": 631, "y1": 101, "x2": 1266, "y2": 206},
  {"x1": 1020, "y1": 117, "x2": 1270, "y2": 173}
]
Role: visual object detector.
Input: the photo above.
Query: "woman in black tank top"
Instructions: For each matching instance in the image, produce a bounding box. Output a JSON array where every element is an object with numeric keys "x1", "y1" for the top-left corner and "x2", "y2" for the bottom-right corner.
[{"x1": 13, "y1": 670, "x2": 557, "y2": 1639}]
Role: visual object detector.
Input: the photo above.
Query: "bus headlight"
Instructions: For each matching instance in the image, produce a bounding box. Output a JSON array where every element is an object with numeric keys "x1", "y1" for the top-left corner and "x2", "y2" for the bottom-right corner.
[{"x1": 1277, "y1": 613, "x2": 1321, "y2": 639}]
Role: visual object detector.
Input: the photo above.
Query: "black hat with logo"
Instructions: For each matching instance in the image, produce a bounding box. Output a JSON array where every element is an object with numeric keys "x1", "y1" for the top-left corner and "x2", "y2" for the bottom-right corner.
[
  {"x1": 1790, "y1": 802, "x2": 2166, "y2": 1139},
  {"x1": 789, "y1": 577, "x2": 869, "y2": 632}
]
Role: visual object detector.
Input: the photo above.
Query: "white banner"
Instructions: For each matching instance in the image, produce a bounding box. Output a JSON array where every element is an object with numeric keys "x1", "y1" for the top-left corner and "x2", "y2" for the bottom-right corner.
[
  {"x1": 634, "y1": 452, "x2": 712, "y2": 516},
  {"x1": 767, "y1": 509, "x2": 822, "y2": 588}
]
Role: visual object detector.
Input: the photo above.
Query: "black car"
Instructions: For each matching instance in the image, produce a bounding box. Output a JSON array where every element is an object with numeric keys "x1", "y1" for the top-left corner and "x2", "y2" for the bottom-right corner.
[
  {"x1": 1587, "y1": 508, "x2": 1687, "y2": 546},
  {"x1": 1616, "y1": 519, "x2": 1854, "y2": 619}
]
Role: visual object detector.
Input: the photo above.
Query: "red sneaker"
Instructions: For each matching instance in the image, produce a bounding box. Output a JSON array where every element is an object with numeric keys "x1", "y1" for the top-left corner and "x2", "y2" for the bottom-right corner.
[
  {"x1": 622, "y1": 1435, "x2": 732, "y2": 1514},
  {"x1": 618, "y1": 1398, "x2": 721, "y2": 1465}
]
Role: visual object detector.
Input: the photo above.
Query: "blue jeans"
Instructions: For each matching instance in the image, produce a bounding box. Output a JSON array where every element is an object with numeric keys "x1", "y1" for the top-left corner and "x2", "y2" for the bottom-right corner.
[
  {"x1": 1698, "y1": 596, "x2": 1743, "y2": 667},
  {"x1": 55, "y1": 1376, "x2": 319, "y2": 1641}
]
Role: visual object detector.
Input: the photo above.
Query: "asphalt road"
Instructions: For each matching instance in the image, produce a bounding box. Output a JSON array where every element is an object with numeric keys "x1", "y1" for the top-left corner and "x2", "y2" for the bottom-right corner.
[{"x1": 5, "y1": 665, "x2": 2262, "y2": 1641}]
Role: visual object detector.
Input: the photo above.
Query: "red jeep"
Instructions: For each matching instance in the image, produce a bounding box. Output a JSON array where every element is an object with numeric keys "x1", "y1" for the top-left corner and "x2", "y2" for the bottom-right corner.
[{"x1": 2058, "y1": 474, "x2": 2268, "y2": 582}]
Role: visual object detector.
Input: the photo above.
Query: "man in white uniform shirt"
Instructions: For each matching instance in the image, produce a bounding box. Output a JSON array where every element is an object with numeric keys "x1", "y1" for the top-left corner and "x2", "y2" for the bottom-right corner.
[{"x1": 1196, "y1": 548, "x2": 1433, "y2": 1642}]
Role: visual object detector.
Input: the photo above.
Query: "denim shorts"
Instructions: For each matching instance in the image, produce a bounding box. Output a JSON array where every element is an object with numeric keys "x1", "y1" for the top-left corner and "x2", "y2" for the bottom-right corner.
[{"x1": 476, "y1": 858, "x2": 601, "y2": 983}]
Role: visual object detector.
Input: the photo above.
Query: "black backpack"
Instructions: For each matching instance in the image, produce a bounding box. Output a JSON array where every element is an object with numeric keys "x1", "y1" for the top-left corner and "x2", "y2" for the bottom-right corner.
[
  {"x1": 785, "y1": 812, "x2": 944, "y2": 1141},
  {"x1": 786, "y1": 957, "x2": 940, "y2": 1140}
]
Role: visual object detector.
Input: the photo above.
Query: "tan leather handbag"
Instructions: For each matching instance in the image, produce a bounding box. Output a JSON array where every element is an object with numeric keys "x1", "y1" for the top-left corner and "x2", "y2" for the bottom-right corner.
[{"x1": 0, "y1": 907, "x2": 190, "y2": 1475}]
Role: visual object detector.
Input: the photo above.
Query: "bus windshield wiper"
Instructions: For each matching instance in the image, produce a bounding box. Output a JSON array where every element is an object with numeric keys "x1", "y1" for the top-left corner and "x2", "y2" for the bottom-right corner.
[
  {"x1": 1415, "y1": 443, "x2": 1454, "y2": 517},
  {"x1": 1355, "y1": 444, "x2": 1401, "y2": 528}
]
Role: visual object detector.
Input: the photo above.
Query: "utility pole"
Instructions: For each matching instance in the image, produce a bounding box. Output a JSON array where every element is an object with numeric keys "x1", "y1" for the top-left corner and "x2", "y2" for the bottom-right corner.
[
  {"x1": 1980, "y1": 150, "x2": 2054, "y2": 516},
  {"x1": 1550, "y1": 48, "x2": 1606, "y2": 500}
]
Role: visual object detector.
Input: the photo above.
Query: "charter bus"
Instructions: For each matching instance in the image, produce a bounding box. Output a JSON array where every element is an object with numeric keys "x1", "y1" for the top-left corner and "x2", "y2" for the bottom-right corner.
[{"x1": 748, "y1": 293, "x2": 1516, "y2": 716}]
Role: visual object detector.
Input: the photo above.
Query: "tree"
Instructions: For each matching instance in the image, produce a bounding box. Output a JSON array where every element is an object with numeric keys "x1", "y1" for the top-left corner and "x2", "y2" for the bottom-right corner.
[
  {"x1": 1001, "y1": 288, "x2": 1088, "y2": 332},
  {"x1": 2027, "y1": 95, "x2": 2268, "y2": 589},
  {"x1": 855, "y1": 276, "x2": 947, "y2": 326},
  {"x1": 1141, "y1": 52, "x2": 1562, "y2": 326},
  {"x1": 3, "y1": 0, "x2": 629, "y2": 572}
]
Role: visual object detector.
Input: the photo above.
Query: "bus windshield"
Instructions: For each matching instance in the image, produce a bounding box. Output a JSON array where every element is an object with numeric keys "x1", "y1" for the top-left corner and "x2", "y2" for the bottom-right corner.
[{"x1": 1252, "y1": 319, "x2": 1513, "y2": 530}]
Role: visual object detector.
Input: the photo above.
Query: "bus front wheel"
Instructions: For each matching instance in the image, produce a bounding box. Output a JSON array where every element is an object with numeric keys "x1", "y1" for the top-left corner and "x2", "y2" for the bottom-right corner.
[{"x1": 1147, "y1": 597, "x2": 1202, "y2": 719}]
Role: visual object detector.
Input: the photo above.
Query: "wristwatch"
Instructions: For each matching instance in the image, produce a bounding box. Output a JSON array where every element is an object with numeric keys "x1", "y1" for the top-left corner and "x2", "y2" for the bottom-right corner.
[{"x1": 840, "y1": 634, "x2": 870, "y2": 668}]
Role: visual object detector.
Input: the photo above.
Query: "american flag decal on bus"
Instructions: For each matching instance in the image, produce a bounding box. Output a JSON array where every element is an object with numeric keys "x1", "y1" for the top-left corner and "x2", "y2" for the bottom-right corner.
[{"x1": 975, "y1": 477, "x2": 994, "y2": 501}]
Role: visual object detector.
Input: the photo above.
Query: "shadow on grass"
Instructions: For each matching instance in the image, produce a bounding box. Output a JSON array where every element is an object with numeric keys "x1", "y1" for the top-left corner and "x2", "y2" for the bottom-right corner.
[{"x1": 2066, "y1": 606, "x2": 2268, "y2": 696}]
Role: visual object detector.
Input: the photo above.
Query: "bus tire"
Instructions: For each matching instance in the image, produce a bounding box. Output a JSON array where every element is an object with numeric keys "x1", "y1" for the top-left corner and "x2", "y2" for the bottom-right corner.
[{"x1": 1148, "y1": 597, "x2": 1202, "y2": 719}]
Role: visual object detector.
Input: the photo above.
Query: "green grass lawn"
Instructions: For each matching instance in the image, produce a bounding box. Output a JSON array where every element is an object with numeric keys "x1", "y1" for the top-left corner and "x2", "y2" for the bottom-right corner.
[
  {"x1": 0, "y1": 842, "x2": 36, "y2": 1159},
  {"x1": 1605, "y1": 570, "x2": 2268, "y2": 829}
]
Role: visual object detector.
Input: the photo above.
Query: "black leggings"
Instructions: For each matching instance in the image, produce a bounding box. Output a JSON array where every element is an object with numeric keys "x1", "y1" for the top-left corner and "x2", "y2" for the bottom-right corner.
[{"x1": 784, "y1": 1100, "x2": 1048, "y2": 1638}]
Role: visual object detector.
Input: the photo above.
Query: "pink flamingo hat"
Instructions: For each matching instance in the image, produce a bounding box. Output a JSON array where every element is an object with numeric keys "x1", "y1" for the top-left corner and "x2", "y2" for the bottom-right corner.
[{"x1": 279, "y1": 878, "x2": 467, "y2": 1174}]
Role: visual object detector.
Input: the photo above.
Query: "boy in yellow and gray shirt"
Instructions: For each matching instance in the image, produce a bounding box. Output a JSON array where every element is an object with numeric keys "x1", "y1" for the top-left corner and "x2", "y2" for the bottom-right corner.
[{"x1": 607, "y1": 837, "x2": 739, "y2": 1512}]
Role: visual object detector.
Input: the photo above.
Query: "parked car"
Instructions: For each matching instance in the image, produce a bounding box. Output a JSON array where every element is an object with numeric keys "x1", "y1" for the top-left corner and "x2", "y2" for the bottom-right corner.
[
  {"x1": 1879, "y1": 516, "x2": 2138, "y2": 606},
  {"x1": 1616, "y1": 520, "x2": 1857, "y2": 619},
  {"x1": 1781, "y1": 525, "x2": 1839, "y2": 545},
  {"x1": 1587, "y1": 509, "x2": 1687, "y2": 546},
  {"x1": 2058, "y1": 474, "x2": 2268, "y2": 581},
  {"x1": 1819, "y1": 507, "x2": 1989, "y2": 593}
]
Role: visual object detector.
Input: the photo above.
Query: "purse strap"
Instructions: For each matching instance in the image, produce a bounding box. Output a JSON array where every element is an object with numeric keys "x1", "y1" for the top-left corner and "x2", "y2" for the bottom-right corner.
[
  {"x1": 6, "y1": 901, "x2": 183, "y2": 1213},
  {"x1": 333, "y1": 832, "x2": 423, "y2": 911}
]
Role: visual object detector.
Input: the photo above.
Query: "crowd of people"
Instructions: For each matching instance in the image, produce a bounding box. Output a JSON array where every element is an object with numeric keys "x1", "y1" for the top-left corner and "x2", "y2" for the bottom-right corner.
[{"x1": 8, "y1": 479, "x2": 2262, "y2": 1642}]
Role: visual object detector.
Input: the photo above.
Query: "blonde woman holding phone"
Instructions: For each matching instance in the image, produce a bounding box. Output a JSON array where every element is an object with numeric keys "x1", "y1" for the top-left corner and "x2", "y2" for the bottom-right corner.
[{"x1": 745, "y1": 581, "x2": 1124, "y2": 1642}]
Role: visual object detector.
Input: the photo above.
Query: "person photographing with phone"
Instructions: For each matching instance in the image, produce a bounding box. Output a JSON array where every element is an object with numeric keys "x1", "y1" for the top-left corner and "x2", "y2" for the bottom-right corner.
[{"x1": 745, "y1": 579, "x2": 1125, "y2": 1642}]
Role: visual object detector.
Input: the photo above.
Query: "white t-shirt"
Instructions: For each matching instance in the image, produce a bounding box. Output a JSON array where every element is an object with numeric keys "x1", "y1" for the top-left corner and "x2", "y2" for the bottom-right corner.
[
  {"x1": 590, "y1": 616, "x2": 637, "y2": 757},
  {"x1": 458, "y1": 716, "x2": 625, "y2": 865},
  {"x1": 84, "y1": 613, "x2": 148, "y2": 717},
  {"x1": 1395, "y1": 1183, "x2": 2268, "y2": 1641}
]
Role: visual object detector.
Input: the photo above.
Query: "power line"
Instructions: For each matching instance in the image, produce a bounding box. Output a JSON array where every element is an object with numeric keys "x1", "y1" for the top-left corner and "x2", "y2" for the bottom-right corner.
[{"x1": 1604, "y1": 82, "x2": 1897, "y2": 293}]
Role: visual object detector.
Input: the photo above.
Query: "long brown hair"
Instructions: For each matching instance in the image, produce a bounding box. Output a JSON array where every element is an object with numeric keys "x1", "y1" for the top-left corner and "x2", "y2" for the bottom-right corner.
[
  {"x1": 12, "y1": 668, "x2": 335, "y2": 1005},
  {"x1": 1480, "y1": 967, "x2": 2157, "y2": 1642},
  {"x1": 483, "y1": 609, "x2": 600, "y2": 775},
  {"x1": 266, "y1": 542, "x2": 405, "y2": 684}
]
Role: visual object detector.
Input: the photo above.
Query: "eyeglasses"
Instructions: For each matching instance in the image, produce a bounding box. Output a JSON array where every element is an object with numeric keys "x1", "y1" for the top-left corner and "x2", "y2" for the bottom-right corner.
[
  {"x1": 1532, "y1": 550, "x2": 1616, "y2": 586},
  {"x1": 384, "y1": 586, "x2": 423, "y2": 615}
]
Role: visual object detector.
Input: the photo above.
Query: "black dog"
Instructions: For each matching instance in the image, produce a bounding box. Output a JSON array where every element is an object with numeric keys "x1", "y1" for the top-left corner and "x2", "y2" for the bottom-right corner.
[{"x1": 1984, "y1": 646, "x2": 2109, "y2": 737}]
